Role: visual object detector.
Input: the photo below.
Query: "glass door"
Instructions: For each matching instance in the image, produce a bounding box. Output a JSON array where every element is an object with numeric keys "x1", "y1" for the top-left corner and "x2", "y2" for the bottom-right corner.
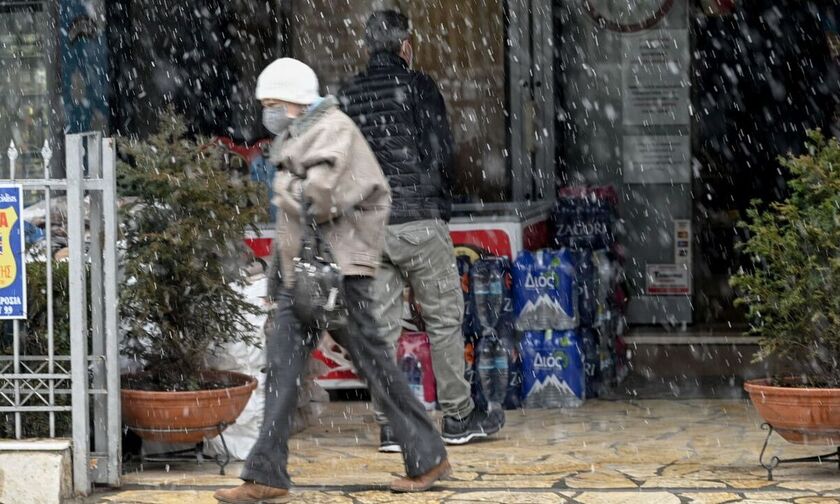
[
  {"x1": 556, "y1": 0, "x2": 693, "y2": 325},
  {"x1": 508, "y1": 0, "x2": 556, "y2": 204},
  {"x1": 287, "y1": 0, "x2": 512, "y2": 205}
]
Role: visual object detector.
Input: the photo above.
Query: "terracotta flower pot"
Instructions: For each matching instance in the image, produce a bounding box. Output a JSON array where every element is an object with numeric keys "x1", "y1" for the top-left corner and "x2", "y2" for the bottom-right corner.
[
  {"x1": 744, "y1": 378, "x2": 840, "y2": 445},
  {"x1": 121, "y1": 370, "x2": 257, "y2": 444}
]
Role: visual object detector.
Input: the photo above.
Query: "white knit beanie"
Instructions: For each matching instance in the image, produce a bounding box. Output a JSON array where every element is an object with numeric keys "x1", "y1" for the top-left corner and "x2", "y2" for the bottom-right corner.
[{"x1": 255, "y1": 58, "x2": 320, "y2": 104}]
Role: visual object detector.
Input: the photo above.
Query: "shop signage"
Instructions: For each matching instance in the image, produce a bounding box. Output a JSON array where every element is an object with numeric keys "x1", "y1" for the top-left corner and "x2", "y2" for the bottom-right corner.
[
  {"x1": 0, "y1": 185, "x2": 26, "y2": 319},
  {"x1": 622, "y1": 134, "x2": 690, "y2": 184},
  {"x1": 646, "y1": 264, "x2": 690, "y2": 296},
  {"x1": 674, "y1": 219, "x2": 691, "y2": 265},
  {"x1": 585, "y1": 0, "x2": 675, "y2": 32},
  {"x1": 622, "y1": 29, "x2": 690, "y2": 126}
]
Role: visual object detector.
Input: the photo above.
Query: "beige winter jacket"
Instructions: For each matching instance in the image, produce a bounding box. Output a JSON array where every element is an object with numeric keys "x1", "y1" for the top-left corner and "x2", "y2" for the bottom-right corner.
[{"x1": 270, "y1": 96, "x2": 391, "y2": 289}]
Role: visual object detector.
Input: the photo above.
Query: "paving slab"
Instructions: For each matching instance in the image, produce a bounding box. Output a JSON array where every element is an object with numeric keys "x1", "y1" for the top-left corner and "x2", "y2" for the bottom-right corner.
[{"x1": 88, "y1": 399, "x2": 840, "y2": 503}]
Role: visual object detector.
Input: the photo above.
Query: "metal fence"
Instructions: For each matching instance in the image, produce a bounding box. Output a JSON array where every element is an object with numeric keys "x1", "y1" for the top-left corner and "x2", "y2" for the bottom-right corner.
[{"x1": 1, "y1": 132, "x2": 120, "y2": 494}]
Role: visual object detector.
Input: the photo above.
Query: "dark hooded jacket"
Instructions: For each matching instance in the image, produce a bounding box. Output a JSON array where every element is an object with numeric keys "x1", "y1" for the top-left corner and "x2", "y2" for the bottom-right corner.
[{"x1": 338, "y1": 51, "x2": 455, "y2": 224}]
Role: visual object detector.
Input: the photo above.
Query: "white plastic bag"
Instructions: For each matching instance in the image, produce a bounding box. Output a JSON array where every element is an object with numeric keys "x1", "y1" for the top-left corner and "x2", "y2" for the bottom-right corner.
[{"x1": 203, "y1": 277, "x2": 269, "y2": 460}]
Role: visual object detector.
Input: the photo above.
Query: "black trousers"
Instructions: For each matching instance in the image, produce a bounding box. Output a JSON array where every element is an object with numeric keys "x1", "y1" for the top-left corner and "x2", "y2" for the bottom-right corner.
[{"x1": 241, "y1": 276, "x2": 447, "y2": 489}]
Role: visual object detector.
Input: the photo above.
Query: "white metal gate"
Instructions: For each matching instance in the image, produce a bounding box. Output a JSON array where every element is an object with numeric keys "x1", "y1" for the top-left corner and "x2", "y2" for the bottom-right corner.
[{"x1": 1, "y1": 132, "x2": 120, "y2": 494}]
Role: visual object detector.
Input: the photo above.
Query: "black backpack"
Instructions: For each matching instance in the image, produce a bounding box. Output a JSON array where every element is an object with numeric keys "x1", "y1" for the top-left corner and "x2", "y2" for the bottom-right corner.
[{"x1": 291, "y1": 199, "x2": 348, "y2": 331}]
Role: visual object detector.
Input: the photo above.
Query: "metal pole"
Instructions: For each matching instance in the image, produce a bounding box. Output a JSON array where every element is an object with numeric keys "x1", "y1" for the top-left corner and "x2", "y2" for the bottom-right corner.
[
  {"x1": 41, "y1": 140, "x2": 55, "y2": 437},
  {"x1": 66, "y1": 134, "x2": 90, "y2": 495},
  {"x1": 101, "y1": 138, "x2": 121, "y2": 485},
  {"x1": 8, "y1": 141, "x2": 20, "y2": 438},
  {"x1": 89, "y1": 134, "x2": 107, "y2": 463}
]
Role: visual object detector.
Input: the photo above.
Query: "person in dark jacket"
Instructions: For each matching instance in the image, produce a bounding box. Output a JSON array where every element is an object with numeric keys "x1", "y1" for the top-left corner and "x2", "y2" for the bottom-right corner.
[{"x1": 339, "y1": 10, "x2": 504, "y2": 453}]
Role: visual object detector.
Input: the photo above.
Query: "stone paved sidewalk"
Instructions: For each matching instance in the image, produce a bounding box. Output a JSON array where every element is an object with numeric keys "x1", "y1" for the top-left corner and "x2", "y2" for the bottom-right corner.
[{"x1": 88, "y1": 399, "x2": 840, "y2": 503}]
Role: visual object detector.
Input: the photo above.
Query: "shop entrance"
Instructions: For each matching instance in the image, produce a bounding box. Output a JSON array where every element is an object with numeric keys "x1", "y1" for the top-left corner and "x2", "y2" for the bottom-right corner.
[
  {"x1": 284, "y1": 0, "x2": 694, "y2": 326},
  {"x1": 285, "y1": 0, "x2": 555, "y2": 208},
  {"x1": 554, "y1": 0, "x2": 694, "y2": 326},
  {"x1": 552, "y1": 0, "x2": 835, "y2": 328},
  {"x1": 280, "y1": 0, "x2": 836, "y2": 330}
]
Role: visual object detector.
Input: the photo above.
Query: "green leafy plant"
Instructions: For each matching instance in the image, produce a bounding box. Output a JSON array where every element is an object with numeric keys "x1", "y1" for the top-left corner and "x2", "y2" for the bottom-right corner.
[
  {"x1": 731, "y1": 131, "x2": 840, "y2": 387},
  {"x1": 118, "y1": 113, "x2": 267, "y2": 391},
  {"x1": 23, "y1": 260, "x2": 72, "y2": 356},
  {"x1": 0, "y1": 260, "x2": 73, "y2": 438}
]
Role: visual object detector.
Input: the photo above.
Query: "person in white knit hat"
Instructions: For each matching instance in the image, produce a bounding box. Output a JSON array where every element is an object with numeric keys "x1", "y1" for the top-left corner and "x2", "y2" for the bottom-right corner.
[{"x1": 214, "y1": 58, "x2": 451, "y2": 504}]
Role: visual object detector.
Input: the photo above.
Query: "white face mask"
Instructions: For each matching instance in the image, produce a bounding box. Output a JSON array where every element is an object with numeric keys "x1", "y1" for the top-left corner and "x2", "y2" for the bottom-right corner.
[{"x1": 262, "y1": 106, "x2": 293, "y2": 135}]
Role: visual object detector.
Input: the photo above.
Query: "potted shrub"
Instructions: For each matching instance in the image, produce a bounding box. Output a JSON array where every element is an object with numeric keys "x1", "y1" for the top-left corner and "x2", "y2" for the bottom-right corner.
[
  {"x1": 118, "y1": 114, "x2": 267, "y2": 444},
  {"x1": 732, "y1": 131, "x2": 840, "y2": 446}
]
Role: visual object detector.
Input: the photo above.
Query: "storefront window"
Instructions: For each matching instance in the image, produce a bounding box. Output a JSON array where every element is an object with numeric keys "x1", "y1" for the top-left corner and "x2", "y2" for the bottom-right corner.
[
  {"x1": 109, "y1": 1, "x2": 277, "y2": 142},
  {"x1": 0, "y1": 1, "x2": 54, "y2": 184},
  {"x1": 556, "y1": 0, "x2": 835, "y2": 325},
  {"x1": 287, "y1": 0, "x2": 508, "y2": 203}
]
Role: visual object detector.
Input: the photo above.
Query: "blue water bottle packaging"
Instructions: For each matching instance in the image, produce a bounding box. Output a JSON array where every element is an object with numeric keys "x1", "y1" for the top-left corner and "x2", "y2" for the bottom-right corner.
[
  {"x1": 553, "y1": 196, "x2": 614, "y2": 250},
  {"x1": 519, "y1": 329, "x2": 585, "y2": 408},
  {"x1": 513, "y1": 249, "x2": 578, "y2": 332}
]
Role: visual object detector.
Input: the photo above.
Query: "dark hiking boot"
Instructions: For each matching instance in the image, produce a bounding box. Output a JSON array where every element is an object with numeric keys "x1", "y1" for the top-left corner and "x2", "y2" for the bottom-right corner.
[{"x1": 441, "y1": 402, "x2": 505, "y2": 445}]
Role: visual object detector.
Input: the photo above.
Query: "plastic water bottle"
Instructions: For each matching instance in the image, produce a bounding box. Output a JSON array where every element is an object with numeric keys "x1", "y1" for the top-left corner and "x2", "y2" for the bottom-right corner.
[
  {"x1": 488, "y1": 261, "x2": 504, "y2": 325},
  {"x1": 492, "y1": 335, "x2": 510, "y2": 404},
  {"x1": 464, "y1": 338, "x2": 488, "y2": 411},
  {"x1": 476, "y1": 332, "x2": 497, "y2": 403},
  {"x1": 597, "y1": 326, "x2": 616, "y2": 394},
  {"x1": 580, "y1": 327, "x2": 600, "y2": 399},
  {"x1": 473, "y1": 259, "x2": 505, "y2": 330},
  {"x1": 500, "y1": 257, "x2": 515, "y2": 320},
  {"x1": 503, "y1": 336, "x2": 522, "y2": 409},
  {"x1": 457, "y1": 255, "x2": 481, "y2": 339},
  {"x1": 477, "y1": 332, "x2": 510, "y2": 403},
  {"x1": 593, "y1": 199, "x2": 613, "y2": 250},
  {"x1": 575, "y1": 249, "x2": 596, "y2": 327},
  {"x1": 593, "y1": 250, "x2": 615, "y2": 327},
  {"x1": 400, "y1": 353, "x2": 424, "y2": 405},
  {"x1": 472, "y1": 262, "x2": 490, "y2": 329}
]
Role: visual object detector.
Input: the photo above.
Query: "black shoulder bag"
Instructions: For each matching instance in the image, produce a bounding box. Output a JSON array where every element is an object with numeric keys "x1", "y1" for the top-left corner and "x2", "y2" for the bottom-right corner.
[{"x1": 291, "y1": 198, "x2": 348, "y2": 331}]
